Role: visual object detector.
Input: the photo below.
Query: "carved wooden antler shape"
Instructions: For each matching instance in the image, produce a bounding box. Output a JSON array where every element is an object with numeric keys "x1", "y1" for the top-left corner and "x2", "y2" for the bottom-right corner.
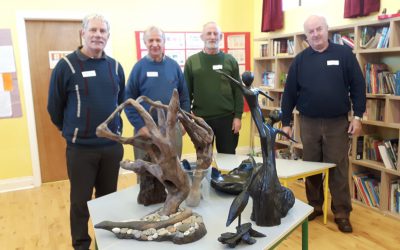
[
  {"x1": 97, "y1": 90, "x2": 186, "y2": 215},
  {"x1": 96, "y1": 90, "x2": 214, "y2": 214},
  {"x1": 135, "y1": 95, "x2": 214, "y2": 207}
]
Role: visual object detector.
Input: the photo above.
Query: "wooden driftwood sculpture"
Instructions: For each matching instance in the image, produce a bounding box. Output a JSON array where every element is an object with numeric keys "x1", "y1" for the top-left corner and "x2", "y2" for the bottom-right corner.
[
  {"x1": 94, "y1": 90, "x2": 214, "y2": 244},
  {"x1": 216, "y1": 70, "x2": 295, "y2": 228}
]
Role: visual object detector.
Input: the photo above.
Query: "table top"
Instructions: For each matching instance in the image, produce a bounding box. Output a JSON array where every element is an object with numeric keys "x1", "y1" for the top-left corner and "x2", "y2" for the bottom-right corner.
[
  {"x1": 88, "y1": 185, "x2": 313, "y2": 250},
  {"x1": 214, "y1": 153, "x2": 336, "y2": 179}
]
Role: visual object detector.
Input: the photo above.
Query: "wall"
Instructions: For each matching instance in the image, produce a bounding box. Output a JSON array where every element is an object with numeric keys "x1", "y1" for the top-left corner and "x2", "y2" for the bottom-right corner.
[{"x1": 0, "y1": 0, "x2": 254, "y2": 190}]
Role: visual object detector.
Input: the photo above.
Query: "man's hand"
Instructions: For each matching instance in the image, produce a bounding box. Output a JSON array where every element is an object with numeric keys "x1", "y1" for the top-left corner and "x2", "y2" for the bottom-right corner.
[
  {"x1": 348, "y1": 118, "x2": 362, "y2": 136},
  {"x1": 282, "y1": 126, "x2": 293, "y2": 139},
  {"x1": 232, "y1": 118, "x2": 241, "y2": 134}
]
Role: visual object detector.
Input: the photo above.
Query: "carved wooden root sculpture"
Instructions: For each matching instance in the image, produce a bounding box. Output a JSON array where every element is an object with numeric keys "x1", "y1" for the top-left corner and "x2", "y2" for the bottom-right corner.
[
  {"x1": 133, "y1": 95, "x2": 214, "y2": 207},
  {"x1": 96, "y1": 90, "x2": 187, "y2": 216},
  {"x1": 96, "y1": 90, "x2": 213, "y2": 216}
]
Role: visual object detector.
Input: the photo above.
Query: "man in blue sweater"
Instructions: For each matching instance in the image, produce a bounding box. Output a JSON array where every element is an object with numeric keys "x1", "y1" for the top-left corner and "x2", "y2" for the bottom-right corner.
[
  {"x1": 125, "y1": 26, "x2": 190, "y2": 165},
  {"x1": 47, "y1": 14, "x2": 125, "y2": 250},
  {"x1": 281, "y1": 15, "x2": 366, "y2": 233}
]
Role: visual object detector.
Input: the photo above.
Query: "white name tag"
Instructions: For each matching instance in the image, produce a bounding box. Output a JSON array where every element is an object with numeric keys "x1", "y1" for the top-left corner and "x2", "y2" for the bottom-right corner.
[
  {"x1": 147, "y1": 71, "x2": 158, "y2": 77},
  {"x1": 82, "y1": 70, "x2": 96, "y2": 77},
  {"x1": 212, "y1": 65, "x2": 223, "y2": 70},
  {"x1": 327, "y1": 60, "x2": 339, "y2": 66}
]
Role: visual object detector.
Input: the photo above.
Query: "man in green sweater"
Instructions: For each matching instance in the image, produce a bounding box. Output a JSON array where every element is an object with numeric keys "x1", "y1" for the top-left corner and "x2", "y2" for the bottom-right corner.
[{"x1": 184, "y1": 21, "x2": 244, "y2": 154}]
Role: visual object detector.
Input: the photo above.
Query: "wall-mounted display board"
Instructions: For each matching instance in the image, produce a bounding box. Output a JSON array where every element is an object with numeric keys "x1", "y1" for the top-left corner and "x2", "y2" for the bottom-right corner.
[
  {"x1": 0, "y1": 29, "x2": 21, "y2": 119},
  {"x1": 135, "y1": 31, "x2": 250, "y2": 74}
]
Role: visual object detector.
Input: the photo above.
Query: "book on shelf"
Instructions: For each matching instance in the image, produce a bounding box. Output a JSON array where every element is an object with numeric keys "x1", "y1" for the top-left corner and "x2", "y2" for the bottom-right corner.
[
  {"x1": 341, "y1": 35, "x2": 354, "y2": 49},
  {"x1": 260, "y1": 43, "x2": 268, "y2": 57},
  {"x1": 383, "y1": 139, "x2": 398, "y2": 169},
  {"x1": 364, "y1": 63, "x2": 395, "y2": 95},
  {"x1": 389, "y1": 180, "x2": 400, "y2": 213},
  {"x1": 378, "y1": 144, "x2": 396, "y2": 170},
  {"x1": 365, "y1": 177, "x2": 380, "y2": 207},
  {"x1": 356, "y1": 136, "x2": 364, "y2": 160},
  {"x1": 352, "y1": 172, "x2": 372, "y2": 207},
  {"x1": 395, "y1": 71, "x2": 400, "y2": 96},
  {"x1": 378, "y1": 12, "x2": 400, "y2": 20},
  {"x1": 363, "y1": 134, "x2": 382, "y2": 161},
  {"x1": 377, "y1": 26, "x2": 390, "y2": 48},
  {"x1": 353, "y1": 172, "x2": 381, "y2": 208},
  {"x1": 360, "y1": 26, "x2": 390, "y2": 49},
  {"x1": 332, "y1": 33, "x2": 344, "y2": 45},
  {"x1": 360, "y1": 26, "x2": 376, "y2": 48}
]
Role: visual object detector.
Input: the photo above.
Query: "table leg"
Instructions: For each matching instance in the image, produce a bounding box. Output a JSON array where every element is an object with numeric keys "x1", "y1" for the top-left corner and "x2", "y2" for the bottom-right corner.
[
  {"x1": 323, "y1": 170, "x2": 329, "y2": 224},
  {"x1": 302, "y1": 219, "x2": 309, "y2": 250}
]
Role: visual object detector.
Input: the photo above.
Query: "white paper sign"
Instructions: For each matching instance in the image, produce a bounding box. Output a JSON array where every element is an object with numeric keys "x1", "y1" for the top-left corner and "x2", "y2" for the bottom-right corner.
[
  {"x1": 0, "y1": 46, "x2": 16, "y2": 73},
  {"x1": 0, "y1": 91, "x2": 12, "y2": 117}
]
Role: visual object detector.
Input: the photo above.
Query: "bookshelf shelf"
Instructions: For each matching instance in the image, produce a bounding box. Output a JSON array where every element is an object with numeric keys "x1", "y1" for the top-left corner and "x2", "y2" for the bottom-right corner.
[{"x1": 253, "y1": 17, "x2": 400, "y2": 218}]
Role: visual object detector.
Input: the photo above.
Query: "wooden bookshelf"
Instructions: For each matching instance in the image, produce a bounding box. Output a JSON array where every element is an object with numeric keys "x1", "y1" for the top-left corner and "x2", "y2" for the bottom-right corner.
[{"x1": 252, "y1": 17, "x2": 400, "y2": 218}]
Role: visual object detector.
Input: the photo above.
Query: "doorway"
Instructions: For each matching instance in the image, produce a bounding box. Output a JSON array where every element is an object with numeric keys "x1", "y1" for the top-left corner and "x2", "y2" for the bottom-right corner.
[{"x1": 25, "y1": 19, "x2": 81, "y2": 182}]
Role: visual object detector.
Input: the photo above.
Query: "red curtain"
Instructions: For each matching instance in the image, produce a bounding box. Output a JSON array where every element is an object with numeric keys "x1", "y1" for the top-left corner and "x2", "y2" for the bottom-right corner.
[
  {"x1": 261, "y1": 0, "x2": 283, "y2": 32},
  {"x1": 344, "y1": 0, "x2": 380, "y2": 18}
]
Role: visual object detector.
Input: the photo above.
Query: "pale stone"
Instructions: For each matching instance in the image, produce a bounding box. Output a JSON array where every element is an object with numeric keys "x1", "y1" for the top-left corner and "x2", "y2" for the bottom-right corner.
[
  {"x1": 174, "y1": 222, "x2": 182, "y2": 227},
  {"x1": 112, "y1": 228, "x2": 120, "y2": 234}
]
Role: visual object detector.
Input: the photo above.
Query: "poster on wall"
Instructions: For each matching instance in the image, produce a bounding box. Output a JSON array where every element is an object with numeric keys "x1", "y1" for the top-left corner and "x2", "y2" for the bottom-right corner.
[
  {"x1": 135, "y1": 31, "x2": 250, "y2": 74},
  {"x1": 135, "y1": 30, "x2": 251, "y2": 112},
  {"x1": 0, "y1": 29, "x2": 22, "y2": 119},
  {"x1": 48, "y1": 51, "x2": 72, "y2": 69}
]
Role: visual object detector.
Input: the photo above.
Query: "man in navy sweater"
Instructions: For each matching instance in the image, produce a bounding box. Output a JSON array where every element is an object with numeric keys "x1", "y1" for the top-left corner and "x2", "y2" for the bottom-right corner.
[
  {"x1": 47, "y1": 14, "x2": 125, "y2": 249},
  {"x1": 281, "y1": 15, "x2": 366, "y2": 233},
  {"x1": 125, "y1": 26, "x2": 190, "y2": 163}
]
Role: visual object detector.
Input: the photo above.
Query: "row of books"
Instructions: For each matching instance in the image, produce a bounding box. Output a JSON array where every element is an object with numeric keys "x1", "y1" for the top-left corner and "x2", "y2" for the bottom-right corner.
[
  {"x1": 365, "y1": 63, "x2": 399, "y2": 95},
  {"x1": 363, "y1": 98, "x2": 385, "y2": 121},
  {"x1": 352, "y1": 172, "x2": 380, "y2": 208},
  {"x1": 331, "y1": 32, "x2": 354, "y2": 49},
  {"x1": 272, "y1": 38, "x2": 294, "y2": 56},
  {"x1": 259, "y1": 43, "x2": 268, "y2": 57},
  {"x1": 356, "y1": 135, "x2": 398, "y2": 170},
  {"x1": 389, "y1": 179, "x2": 400, "y2": 214},
  {"x1": 379, "y1": 139, "x2": 398, "y2": 170},
  {"x1": 360, "y1": 26, "x2": 390, "y2": 49}
]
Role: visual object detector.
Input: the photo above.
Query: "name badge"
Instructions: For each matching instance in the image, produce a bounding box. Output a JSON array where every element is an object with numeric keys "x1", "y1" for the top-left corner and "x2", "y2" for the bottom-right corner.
[
  {"x1": 327, "y1": 60, "x2": 339, "y2": 66},
  {"x1": 212, "y1": 65, "x2": 223, "y2": 70},
  {"x1": 147, "y1": 71, "x2": 158, "y2": 77},
  {"x1": 82, "y1": 70, "x2": 96, "y2": 77}
]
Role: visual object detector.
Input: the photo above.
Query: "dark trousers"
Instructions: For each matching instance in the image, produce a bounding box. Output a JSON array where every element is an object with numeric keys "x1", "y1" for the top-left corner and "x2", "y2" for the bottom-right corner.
[
  {"x1": 66, "y1": 143, "x2": 123, "y2": 250},
  {"x1": 299, "y1": 115, "x2": 352, "y2": 219},
  {"x1": 205, "y1": 114, "x2": 239, "y2": 154}
]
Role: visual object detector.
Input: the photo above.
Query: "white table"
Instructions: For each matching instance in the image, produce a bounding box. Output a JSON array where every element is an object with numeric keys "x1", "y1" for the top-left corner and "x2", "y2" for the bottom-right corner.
[
  {"x1": 88, "y1": 185, "x2": 313, "y2": 250},
  {"x1": 214, "y1": 153, "x2": 336, "y2": 224}
]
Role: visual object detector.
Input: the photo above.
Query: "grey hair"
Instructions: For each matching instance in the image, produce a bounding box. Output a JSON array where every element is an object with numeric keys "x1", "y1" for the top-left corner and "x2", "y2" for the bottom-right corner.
[
  {"x1": 303, "y1": 15, "x2": 328, "y2": 33},
  {"x1": 143, "y1": 26, "x2": 165, "y2": 43},
  {"x1": 82, "y1": 14, "x2": 110, "y2": 32},
  {"x1": 202, "y1": 21, "x2": 222, "y2": 35}
]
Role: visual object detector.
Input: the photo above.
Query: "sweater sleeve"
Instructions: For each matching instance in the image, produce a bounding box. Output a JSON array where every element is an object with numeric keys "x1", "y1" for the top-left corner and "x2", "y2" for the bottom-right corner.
[
  {"x1": 347, "y1": 52, "x2": 366, "y2": 117},
  {"x1": 47, "y1": 60, "x2": 68, "y2": 131},
  {"x1": 231, "y1": 58, "x2": 244, "y2": 119},
  {"x1": 177, "y1": 67, "x2": 191, "y2": 113},
  {"x1": 281, "y1": 56, "x2": 299, "y2": 127},
  {"x1": 124, "y1": 65, "x2": 145, "y2": 131},
  {"x1": 117, "y1": 62, "x2": 126, "y2": 105},
  {"x1": 184, "y1": 57, "x2": 194, "y2": 111}
]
